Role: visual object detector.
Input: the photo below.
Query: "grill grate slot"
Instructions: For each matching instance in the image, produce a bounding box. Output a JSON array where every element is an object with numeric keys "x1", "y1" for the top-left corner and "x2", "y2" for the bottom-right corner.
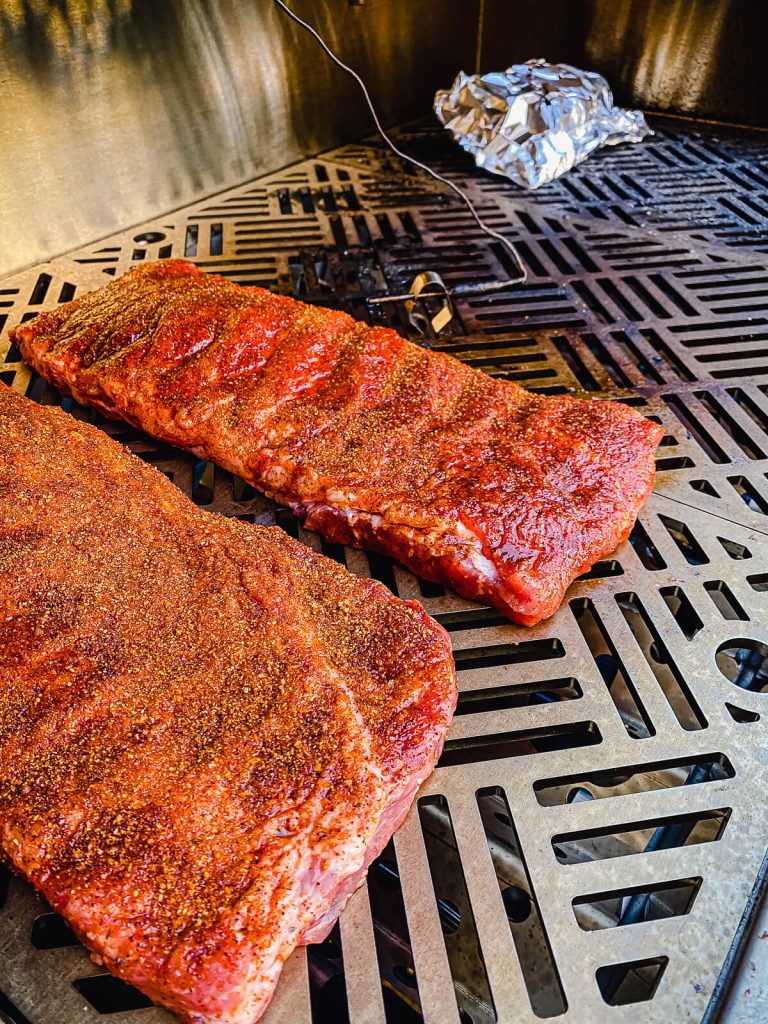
[
  {"x1": 534, "y1": 754, "x2": 734, "y2": 806},
  {"x1": 659, "y1": 586, "x2": 704, "y2": 639},
  {"x1": 418, "y1": 797, "x2": 495, "y2": 1024},
  {"x1": 596, "y1": 956, "x2": 668, "y2": 1007},
  {"x1": 438, "y1": 722, "x2": 602, "y2": 769},
  {"x1": 72, "y1": 975, "x2": 154, "y2": 1014},
  {"x1": 572, "y1": 877, "x2": 701, "y2": 931},
  {"x1": 365, "y1": 844, "x2": 419, "y2": 1023},
  {"x1": 551, "y1": 807, "x2": 732, "y2": 864},
  {"x1": 615, "y1": 591, "x2": 707, "y2": 730},
  {"x1": 571, "y1": 598, "x2": 654, "y2": 739},
  {"x1": 477, "y1": 788, "x2": 566, "y2": 1018}
]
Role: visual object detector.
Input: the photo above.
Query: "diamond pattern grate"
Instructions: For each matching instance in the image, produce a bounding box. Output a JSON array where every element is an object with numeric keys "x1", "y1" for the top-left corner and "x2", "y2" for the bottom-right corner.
[{"x1": 0, "y1": 116, "x2": 767, "y2": 1024}]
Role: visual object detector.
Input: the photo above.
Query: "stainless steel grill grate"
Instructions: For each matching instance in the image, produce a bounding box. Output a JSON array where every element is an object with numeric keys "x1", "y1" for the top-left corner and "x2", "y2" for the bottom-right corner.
[{"x1": 1, "y1": 116, "x2": 767, "y2": 1024}]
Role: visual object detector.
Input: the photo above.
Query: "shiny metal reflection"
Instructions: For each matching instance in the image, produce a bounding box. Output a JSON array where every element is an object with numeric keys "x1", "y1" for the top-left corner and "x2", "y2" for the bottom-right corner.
[
  {"x1": 0, "y1": 0, "x2": 477, "y2": 276},
  {"x1": 435, "y1": 60, "x2": 650, "y2": 190},
  {"x1": 478, "y1": 0, "x2": 765, "y2": 128}
]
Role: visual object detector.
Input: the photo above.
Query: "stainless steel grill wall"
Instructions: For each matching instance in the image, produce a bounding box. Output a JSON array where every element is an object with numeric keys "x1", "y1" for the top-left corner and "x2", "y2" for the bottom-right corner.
[
  {"x1": 479, "y1": 0, "x2": 767, "y2": 129},
  {"x1": 1, "y1": 0, "x2": 765, "y2": 278},
  {"x1": 0, "y1": 0, "x2": 477, "y2": 277}
]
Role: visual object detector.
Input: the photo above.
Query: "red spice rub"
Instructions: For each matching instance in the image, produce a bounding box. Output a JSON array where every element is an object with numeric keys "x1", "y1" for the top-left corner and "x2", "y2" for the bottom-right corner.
[
  {"x1": 0, "y1": 384, "x2": 456, "y2": 1023},
  {"x1": 13, "y1": 259, "x2": 664, "y2": 624}
]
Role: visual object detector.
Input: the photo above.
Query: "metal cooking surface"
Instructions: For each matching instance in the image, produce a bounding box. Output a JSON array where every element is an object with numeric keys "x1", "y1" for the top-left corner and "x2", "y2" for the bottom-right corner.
[{"x1": 1, "y1": 116, "x2": 767, "y2": 1024}]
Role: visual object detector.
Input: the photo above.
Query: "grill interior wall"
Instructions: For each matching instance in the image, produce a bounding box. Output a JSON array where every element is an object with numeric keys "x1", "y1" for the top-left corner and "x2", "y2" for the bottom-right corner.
[
  {"x1": 0, "y1": 0, "x2": 477, "y2": 277},
  {"x1": 0, "y1": 117, "x2": 767, "y2": 1023},
  {"x1": 480, "y1": 0, "x2": 768, "y2": 128},
  {"x1": 2, "y1": 0, "x2": 766, "y2": 277}
]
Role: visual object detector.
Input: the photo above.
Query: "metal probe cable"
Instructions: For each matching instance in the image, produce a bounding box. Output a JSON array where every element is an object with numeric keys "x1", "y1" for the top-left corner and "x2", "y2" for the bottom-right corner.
[{"x1": 272, "y1": 0, "x2": 527, "y2": 284}]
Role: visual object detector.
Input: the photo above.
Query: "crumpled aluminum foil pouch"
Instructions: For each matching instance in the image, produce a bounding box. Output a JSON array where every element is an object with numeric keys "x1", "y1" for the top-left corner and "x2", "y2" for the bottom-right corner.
[{"x1": 435, "y1": 60, "x2": 651, "y2": 189}]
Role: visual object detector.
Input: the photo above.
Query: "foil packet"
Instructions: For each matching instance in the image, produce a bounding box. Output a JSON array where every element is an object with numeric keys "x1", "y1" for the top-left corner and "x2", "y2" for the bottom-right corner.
[{"x1": 434, "y1": 59, "x2": 651, "y2": 189}]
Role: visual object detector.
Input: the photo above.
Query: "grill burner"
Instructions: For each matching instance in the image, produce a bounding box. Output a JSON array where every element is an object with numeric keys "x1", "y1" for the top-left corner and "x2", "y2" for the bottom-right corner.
[{"x1": 1, "y1": 116, "x2": 768, "y2": 1024}]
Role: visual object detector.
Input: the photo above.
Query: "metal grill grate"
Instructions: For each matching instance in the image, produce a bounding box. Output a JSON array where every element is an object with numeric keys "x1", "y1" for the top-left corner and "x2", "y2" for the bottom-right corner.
[{"x1": 1, "y1": 116, "x2": 767, "y2": 1024}]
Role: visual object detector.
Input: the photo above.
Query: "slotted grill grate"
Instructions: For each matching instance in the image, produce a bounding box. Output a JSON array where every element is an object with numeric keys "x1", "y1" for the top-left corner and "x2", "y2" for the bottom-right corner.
[{"x1": 1, "y1": 115, "x2": 767, "y2": 1024}]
